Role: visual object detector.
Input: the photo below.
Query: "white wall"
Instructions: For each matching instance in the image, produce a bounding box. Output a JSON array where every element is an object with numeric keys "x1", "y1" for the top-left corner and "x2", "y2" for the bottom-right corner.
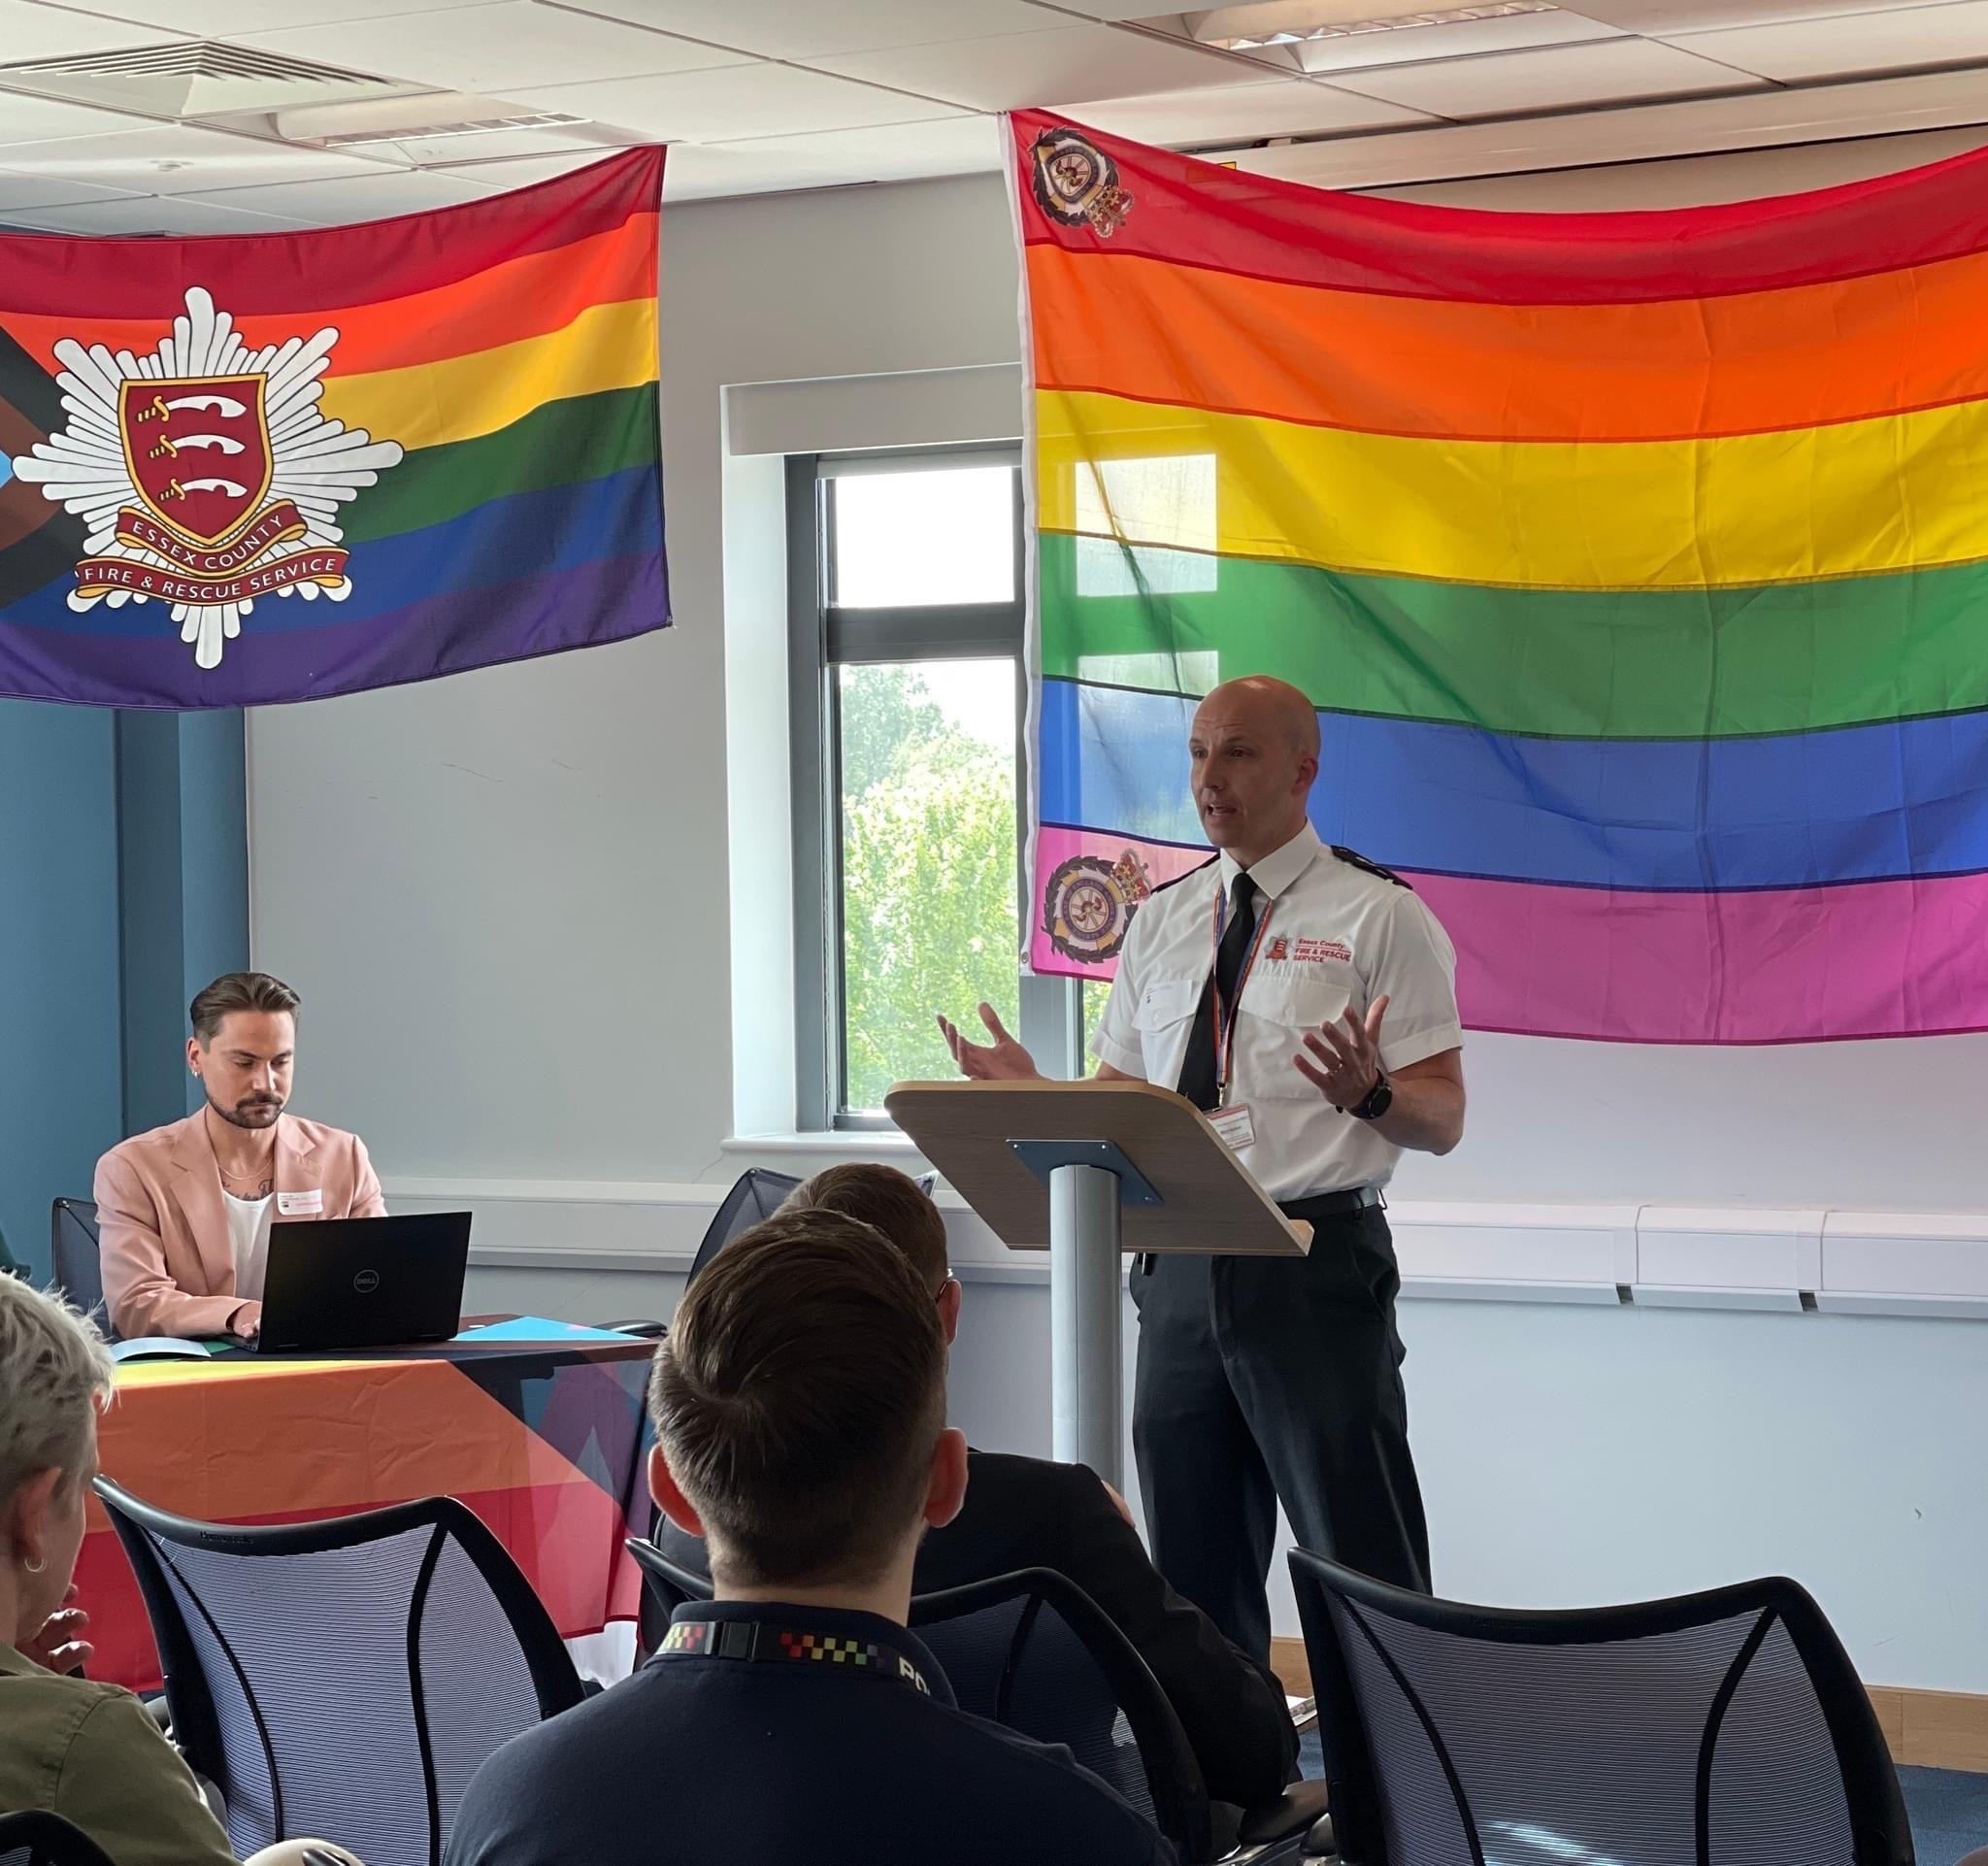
[{"x1": 248, "y1": 129, "x2": 1988, "y2": 1689}]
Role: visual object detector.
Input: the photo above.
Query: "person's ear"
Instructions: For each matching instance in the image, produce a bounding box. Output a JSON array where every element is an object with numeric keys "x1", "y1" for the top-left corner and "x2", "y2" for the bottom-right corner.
[
  {"x1": 647, "y1": 1443, "x2": 707, "y2": 1540},
  {"x1": 923, "y1": 1426, "x2": 969, "y2": 1531},
  {"x1": 5, "y1": 1467, "x2": 62, "y2": 1573},
  {"x1": 936, "y1": 1277, "x2": 962, "y2": 1347},
  {"x1": 185, "y1": 1036, "x2": 203, "y2": 1081}
]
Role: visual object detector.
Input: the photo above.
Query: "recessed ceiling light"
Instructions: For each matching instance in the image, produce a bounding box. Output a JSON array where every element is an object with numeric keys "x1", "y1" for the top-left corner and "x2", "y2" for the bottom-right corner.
[{"x1": 1158, "y1": 0, "x2": 1558, "y2": 50}]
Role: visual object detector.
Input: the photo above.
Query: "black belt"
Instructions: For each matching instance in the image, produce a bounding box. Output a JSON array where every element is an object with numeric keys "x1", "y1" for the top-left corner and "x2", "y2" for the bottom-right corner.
[
  {"x1": 1278, "y1": 1184, "x2": 1383, "y2": 1221},
  {"x1": 1136, "y1": 1184, "x2": 1381, "y2": 1275}
]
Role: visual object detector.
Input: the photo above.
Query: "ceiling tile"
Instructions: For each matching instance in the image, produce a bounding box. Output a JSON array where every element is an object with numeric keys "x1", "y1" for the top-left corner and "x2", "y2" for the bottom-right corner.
[
  {"x1": 235, "y1": 1, "x2": 755, "y2": 94},
  {"x1": 2, "y1": 190, "x2": 318, "y2": 233},
  {"x1": 674, "y1": 113, "x2": 1003, "y2": 195},
  {"x1": 542, "y1": 0, "x2": 1067, "y2": 59},
  {"x1": 0, "y1": 0, "x2": 187, "y2": 56},
  {"x1": 69, "y1": 0, "x2": 496, "y2": 29},
  {"x1": 0, "y1": 167, "x2": 149, "y2": 211},
  {"x1": 0, "y1": 94, "x2": 168, "y2": 144},
  {"x1": 1668, "y1": 2, "x2": 1988, "y2": 81},
  {"x1": 1562, "y1": 0, "x2": 1942, "y2": 27},
  {"x1": 421, "y1": 149, "x2": 620, "y2": 186},
  {"x1": 510, "y1": 62, "x2": 970, "y2": 139},
  {"x1": 806, "y1": 22, "x2": 1276, "y2": 111},
  {"x1": 0, "y1": 123, "x2": 401, "y2": 193},
  {"x1": 191, "y1": 164, "x2": 510, "y2": 223},
  {"x1": 1072, "y1": 76, "x2": 1432, "y2": 141},
  {"x1": 1329, "y1": 35, "x2": 1772, "y2": 117}
]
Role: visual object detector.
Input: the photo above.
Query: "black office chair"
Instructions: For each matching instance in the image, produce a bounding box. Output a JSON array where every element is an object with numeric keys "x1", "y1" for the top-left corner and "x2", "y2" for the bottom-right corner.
[
  {"x1": 686, "y1": 1168, "x2": 940, "y2": 1283},
  {"x1": 0, "y1": 1813, "x2": 115, "y2": 1866},
  {"x1": 627, "y1": 1535, "x2": 712, "y2": 1642},
  {"x1": 49, "y1": 1199, "x2": 108, "y2": 1335},
  {"x1": 1288, "y1": 1547, "x2": 1914, "y2": 1866},
  {"x1": 95, "y1": 1481, "x2": 586, "y2": 1866}
]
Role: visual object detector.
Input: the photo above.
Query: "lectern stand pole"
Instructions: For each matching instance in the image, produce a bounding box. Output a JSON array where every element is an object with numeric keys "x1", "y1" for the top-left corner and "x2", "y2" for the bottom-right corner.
[{"x1": 1048, "y1": 1160, "x2": 1124, "y2": 1490}]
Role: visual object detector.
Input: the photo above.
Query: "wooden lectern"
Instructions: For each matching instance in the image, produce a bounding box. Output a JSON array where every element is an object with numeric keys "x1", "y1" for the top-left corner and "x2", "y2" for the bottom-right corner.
[{"x1": 884, "y1": 1079, "x2": 1309, "y2": 1492}]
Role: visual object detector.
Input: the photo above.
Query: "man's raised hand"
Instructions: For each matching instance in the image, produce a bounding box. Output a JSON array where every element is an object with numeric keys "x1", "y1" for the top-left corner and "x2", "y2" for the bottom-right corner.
[{"x1": 936, "y1": 1002, "x2": 1042, "y2": 1082}]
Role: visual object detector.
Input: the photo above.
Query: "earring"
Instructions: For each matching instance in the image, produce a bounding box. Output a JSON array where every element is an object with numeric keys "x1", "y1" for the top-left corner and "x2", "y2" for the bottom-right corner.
[{"x1": 24, "y1": 1554, "x2": 45, "y2": 1575}]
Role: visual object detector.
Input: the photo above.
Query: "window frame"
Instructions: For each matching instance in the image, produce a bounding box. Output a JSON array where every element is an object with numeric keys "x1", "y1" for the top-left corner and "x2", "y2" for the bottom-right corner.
[{"x1": 787, "y1": 445, "x2": 1083, "y2": 1133}]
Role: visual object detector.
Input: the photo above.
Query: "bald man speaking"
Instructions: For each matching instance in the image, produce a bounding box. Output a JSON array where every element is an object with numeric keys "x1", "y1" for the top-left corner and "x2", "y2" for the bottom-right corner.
[{"x1": 941, "y1": 677, "x2": 1465, "y2": 1660}]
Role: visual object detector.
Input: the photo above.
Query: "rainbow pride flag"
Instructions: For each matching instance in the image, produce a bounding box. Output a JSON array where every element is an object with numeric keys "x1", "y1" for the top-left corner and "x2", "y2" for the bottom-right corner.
[
  {"x1": 1011, "y1": 112, "x2": 1988, "y2": 1045},
  {"x1": 0, "y1": 149, "x2": 665, "y2": 708}
]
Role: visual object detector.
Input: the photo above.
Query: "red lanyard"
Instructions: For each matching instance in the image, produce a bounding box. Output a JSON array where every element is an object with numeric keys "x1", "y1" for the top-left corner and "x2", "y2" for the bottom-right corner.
[{"x1": 1209, "y1": 881, "x2": 1276, "y2": 1106}]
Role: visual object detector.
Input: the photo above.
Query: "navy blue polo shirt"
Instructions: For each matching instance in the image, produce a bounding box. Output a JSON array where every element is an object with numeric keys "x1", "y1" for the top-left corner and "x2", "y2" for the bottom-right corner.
[{"x1": 445, "y1": 1599, "x2": 1176, "y2": 1866}]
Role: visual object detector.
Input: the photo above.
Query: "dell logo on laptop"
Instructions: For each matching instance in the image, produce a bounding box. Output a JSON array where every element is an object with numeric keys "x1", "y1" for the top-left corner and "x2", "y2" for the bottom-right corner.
[{"x1": 352, "y1": 1268, "x2": 381, "y2": 1294}]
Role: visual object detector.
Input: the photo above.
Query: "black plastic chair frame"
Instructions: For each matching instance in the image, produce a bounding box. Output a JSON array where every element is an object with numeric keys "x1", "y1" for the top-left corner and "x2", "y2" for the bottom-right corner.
[
  {"x1": 1288, "y1": 1548, "x2": 1913, "y2": 1866},
  {"x1": 95, "y1": 1480, "x2": 585, "y2": 1862}
]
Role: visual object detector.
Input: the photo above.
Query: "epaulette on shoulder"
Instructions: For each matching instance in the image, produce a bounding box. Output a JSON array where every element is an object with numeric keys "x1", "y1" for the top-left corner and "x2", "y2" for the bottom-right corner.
[
  {"x1": 1332, "y1": 845, "x2": 1412, "y2": 890},
  {"x1": 1150, "y1": 854, "x2": 1219, "y2": 896}
]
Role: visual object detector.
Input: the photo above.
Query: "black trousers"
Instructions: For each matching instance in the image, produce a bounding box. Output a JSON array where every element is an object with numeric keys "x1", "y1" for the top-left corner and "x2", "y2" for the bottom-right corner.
[{"x1": 1131, "y1": 1201, "x2": 1431, "y2": 1663}]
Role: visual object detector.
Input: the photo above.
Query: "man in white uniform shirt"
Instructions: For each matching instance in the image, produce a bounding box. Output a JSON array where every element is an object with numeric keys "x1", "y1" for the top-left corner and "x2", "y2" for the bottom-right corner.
[{"x1": 942, "y1": 676, "x2": 1465, "y2": 1660}]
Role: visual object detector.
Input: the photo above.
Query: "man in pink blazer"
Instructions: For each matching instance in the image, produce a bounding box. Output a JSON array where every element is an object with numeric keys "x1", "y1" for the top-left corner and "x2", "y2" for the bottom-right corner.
[{"x1": 95, "y1": 972, "x2": 384, "y2": 1342}]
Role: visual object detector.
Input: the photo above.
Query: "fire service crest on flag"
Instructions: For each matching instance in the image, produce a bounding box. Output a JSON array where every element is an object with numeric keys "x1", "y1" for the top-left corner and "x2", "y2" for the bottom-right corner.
[{"x1": 11, "y1": 286, "x2": 403, "y2": 670}]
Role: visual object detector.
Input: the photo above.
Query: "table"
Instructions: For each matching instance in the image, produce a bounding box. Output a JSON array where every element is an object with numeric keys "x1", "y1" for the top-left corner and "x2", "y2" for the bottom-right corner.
[{"x1": 80, "y1": 1329, "x2": 657, "y2": 1693}]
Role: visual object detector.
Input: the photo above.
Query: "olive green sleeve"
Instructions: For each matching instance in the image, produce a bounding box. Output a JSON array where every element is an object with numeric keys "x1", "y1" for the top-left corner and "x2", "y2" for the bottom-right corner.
[{"x1": 54, "y1": 1690, "x2": 239, "y2": 1866}]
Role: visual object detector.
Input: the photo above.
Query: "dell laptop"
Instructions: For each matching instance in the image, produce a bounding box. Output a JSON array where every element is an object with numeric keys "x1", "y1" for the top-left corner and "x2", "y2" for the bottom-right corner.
[{"x1": 255, "y1": 1212, "x2": 473, "y2": 1355}]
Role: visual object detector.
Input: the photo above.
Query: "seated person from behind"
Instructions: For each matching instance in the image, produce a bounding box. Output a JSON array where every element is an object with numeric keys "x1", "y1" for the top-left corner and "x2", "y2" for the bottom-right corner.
[
  {"x1": 661, "y1": 1163, "x2": 1299, "y2": 1810},
  {"x1": 447, "y1": 1216, "x2": 1175, "y2": 1866},
  {"x1": 0, "y1": 1276, "x2": 236, "y2": 1865},
  {"x1": 95, "y1": 971, "x2": 384, "y2": 1344}
]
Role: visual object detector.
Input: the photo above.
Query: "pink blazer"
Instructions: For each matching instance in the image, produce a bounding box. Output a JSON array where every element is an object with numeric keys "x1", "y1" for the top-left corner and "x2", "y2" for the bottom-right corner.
[{"x1": 95, "y1": 1113, "x2": 386, "y2": 1340}]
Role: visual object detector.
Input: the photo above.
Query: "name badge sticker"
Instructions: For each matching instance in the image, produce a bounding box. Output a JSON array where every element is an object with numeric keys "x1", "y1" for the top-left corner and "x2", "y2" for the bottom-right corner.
[
  {"x1": 277, "y1": 1189, "x2": 324, "y2": 1216},
  {"x1": 1208, "y1": 1102, "x2": 1256, "y2": 1152}
]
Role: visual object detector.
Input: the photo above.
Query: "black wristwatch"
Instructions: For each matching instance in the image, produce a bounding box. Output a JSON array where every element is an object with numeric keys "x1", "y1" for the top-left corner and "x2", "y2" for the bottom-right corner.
[{"x1": 1345, "y1": 1072, "x2": 1393, "y2": 1121}]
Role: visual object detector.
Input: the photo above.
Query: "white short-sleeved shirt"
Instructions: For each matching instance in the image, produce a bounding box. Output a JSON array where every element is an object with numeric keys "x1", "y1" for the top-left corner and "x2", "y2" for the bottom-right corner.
[{"x1": 1090, "y1": 823, "x2": 1464, "y2": 1202}]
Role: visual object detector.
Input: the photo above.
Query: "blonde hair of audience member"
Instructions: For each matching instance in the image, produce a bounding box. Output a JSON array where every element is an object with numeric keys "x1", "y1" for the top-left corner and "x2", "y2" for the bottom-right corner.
[
  {"x1": 0, "y1": 1279, "x2": 366, "y2": 1866},
  {"x1": 647, "y1": 1214, "x2": 970, "y2": 1622},
  {"x1": 0, "y1": 1275, "x2": 114, "y2": 1670}
]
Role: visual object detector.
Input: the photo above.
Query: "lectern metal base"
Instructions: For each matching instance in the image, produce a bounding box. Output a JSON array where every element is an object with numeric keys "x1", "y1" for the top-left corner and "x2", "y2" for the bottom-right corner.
[{"x1": 1048, "y1": 1160, "x2": 1125, "y2": 1489}]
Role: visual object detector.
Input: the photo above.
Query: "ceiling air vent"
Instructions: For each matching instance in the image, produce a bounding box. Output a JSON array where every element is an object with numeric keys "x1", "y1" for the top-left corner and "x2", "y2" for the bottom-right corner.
[{"x1": 0, "y1": 40, "x2": 400, "y2": 119}]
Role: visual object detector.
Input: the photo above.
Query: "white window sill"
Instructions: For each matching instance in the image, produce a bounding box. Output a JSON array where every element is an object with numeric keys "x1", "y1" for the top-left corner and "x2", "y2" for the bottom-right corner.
[{"x1": 719, "y1": 1130, "x2": 921, "y2": 1157}]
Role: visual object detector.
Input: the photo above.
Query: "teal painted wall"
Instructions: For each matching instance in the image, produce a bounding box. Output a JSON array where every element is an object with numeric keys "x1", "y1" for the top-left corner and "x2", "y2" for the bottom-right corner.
[{"x1": 0, "y1": 700, "x2": 247, "y2": 1279}]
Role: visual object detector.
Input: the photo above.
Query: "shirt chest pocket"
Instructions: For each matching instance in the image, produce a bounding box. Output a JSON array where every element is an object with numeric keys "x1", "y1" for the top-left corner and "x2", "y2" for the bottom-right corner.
[
  {"x1": 1130, "y1": 977, "x2": 1201, "y2": 1083},
  {"x1": 1238, "y1": 970, "x2": 1358, "y2": 1098}
]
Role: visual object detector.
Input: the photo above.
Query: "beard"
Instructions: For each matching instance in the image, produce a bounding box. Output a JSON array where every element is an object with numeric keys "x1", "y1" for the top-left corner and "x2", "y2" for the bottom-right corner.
[{"x1": 209, "y1": 1087, "x2": 284, "y2": 1130}]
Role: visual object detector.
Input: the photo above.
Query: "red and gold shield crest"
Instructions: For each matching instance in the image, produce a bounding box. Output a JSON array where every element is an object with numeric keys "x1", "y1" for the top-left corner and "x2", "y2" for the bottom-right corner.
[{"x1": 119, "y1": 375, "x2": 273, "y2": 548}]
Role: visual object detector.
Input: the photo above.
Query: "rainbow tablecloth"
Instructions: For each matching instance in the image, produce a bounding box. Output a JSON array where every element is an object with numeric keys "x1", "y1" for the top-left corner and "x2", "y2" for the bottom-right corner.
[{"x1": 82, "y1": 1333, "x2": 655, "y2": 1691}]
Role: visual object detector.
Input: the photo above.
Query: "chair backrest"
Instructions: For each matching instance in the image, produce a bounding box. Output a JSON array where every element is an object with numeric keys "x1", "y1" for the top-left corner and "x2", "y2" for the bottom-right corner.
[
  {"x1": 0, "y1": 1814, "x2": 116, "y2": 1866},
  {"x1": 49, "y1": 1199, "x2": 106, "y2": 1334},
  {"x1": 1288, "y1": 1548, "x2": 1914, "y2": 1866},
  {"x1": 685, "y1": 1169, "x2": 941, "y2": 1282},
  {"x1": 911, "y1": 1568, "x2": 1212, "y2": 1863},
  {"x1": 94, "y1": 1480, "x2": 586, "y2": 1866},
  {"x1": 0, "y1": 1813, "x2": 120, "y2": 1866}
]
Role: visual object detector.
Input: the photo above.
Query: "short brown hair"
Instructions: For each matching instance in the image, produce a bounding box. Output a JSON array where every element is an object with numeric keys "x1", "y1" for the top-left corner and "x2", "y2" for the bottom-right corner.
[
  {"x1": 190, "y1": 972, "x2": 300, "y2": 1044},
  {"x1": 780, "y1": 1164, "x2": 949, "y2": 1290},
  {"x1": 649, "y1": 1213, "x2": 945, "y2": 1587}
]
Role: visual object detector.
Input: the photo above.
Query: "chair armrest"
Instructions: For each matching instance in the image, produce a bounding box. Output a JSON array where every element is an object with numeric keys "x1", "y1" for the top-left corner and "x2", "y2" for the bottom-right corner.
[
  {"x1": 595, "y1": 1319, "x2": 666, "y2": 1339},
  {"x1": 1303, "y1": 1811, "x2": 1336, "y2": 1856},
  {"x1": 1240, "y1": 1780, "x2": 1329, "y2": 1849}
]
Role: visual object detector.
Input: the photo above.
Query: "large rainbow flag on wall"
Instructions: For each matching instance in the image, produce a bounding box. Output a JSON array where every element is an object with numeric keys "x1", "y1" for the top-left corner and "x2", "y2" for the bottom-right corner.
[
  {"x1": 0, "y1": 148, "x2": 665, "y2": 709},
  {"x1": 1011, "y1": 111, "x2": 1988, "y2": 1046}
]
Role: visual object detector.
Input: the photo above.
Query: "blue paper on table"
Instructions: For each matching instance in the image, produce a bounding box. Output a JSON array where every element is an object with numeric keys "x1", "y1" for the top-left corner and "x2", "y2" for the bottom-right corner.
[{"x1": 452, "y1": 1316, "x2": 636, "y2": 1345}]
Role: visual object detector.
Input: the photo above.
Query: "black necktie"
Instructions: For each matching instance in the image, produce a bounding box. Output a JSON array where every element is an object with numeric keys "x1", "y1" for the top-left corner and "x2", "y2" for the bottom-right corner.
[{"x1": 1176, "y1": 873, "x2": 1260, "y2": 1112}]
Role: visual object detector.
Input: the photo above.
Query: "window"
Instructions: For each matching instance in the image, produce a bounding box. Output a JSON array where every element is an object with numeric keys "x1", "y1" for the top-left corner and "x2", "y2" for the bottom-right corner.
[{"x1": 790, "y1": 449, "x2": 1087, "y2": 1128}]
